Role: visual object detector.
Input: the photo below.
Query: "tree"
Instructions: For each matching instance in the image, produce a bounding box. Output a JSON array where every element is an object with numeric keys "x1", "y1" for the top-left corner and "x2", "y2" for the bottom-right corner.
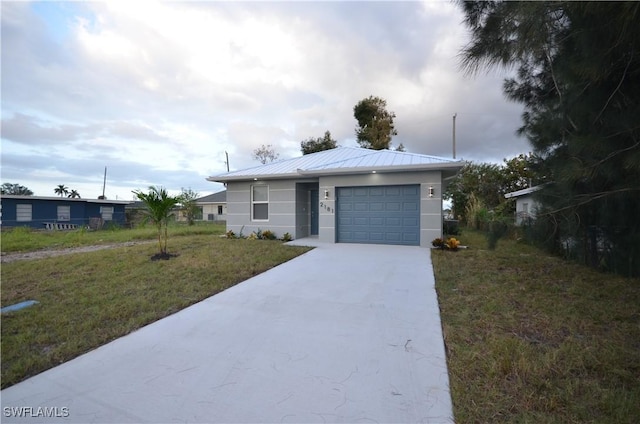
[
  {"x1": 444, "y1": 153, "x2": 545, "y2": 225},
  {"x1": 67, "y1": 190, "x2": 81, "y2": 198},
  {"x1": 54, "y1": 185, "x2": 69, "y2": 197},
  {"x1": 132, "y1": 186, "x2": 179, "y2": 257},
  {"x1": 459, "y1": 1, "x2": 640, "y2": 276},
  {"x1": 177, "y1": 187, "x2": 200, "y2": 226},
  {"x1": 300, "y1": 131, "x2": 338, "y2": 155},
  {"x1": 445, "y1": 161, "x2": 504, "y2": 224},
  {"x1": 1, "y1": 183, "x2": 33, "y2": 195},
  {"x1": 252, "y1": 144, "x2": 280, "y2": 164},
  {"x1": 353, "y1": 96, "x2": 398, "y2": 150}
]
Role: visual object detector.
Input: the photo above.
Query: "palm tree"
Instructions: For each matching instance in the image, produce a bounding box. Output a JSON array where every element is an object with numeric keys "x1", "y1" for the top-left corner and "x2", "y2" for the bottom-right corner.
[
  {"x1": 68, "y1": 190, "x2": 81, "y2": 198},
  {"x1": 132, "y1": 186, "x2": 179, "y2": 257},
  {"x1": 54, "y1": 184, "x2": 69, "y2": 197}
]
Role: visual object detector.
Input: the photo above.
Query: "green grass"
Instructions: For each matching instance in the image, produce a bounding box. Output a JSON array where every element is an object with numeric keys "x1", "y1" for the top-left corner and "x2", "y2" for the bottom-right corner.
[
  {"x1": 1, "y1": 235, "x2": 311, "y2": 389},
  {"x1": 0, "y1": 221, "x2": 225, "y2": 253},
  {"x1": 432, "y1": 230, "x2": 640, "y2": 424}
]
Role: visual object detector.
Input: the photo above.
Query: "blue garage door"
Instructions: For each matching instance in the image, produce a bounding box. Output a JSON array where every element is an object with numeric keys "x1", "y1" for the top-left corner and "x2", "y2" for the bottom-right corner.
[{"x1": 337, "y1": 185, "x2": 420, "y2": 246}]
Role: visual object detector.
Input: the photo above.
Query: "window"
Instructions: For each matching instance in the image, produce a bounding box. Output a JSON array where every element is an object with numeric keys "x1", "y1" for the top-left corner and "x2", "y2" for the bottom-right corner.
[
  {"x1": 522, "y1": 202, "x2": 529, "y2": 214},
  {"x1": 16, "y1": 204, "x2": 32, "y2": 222},
  {"x1": 57, "y1": 205, "x2": 71, "y2": 221},
  {"x1": 101, "y1": 206, "x2": 114, "y2": 221},
  {"x1": 208, "y1": 213, "x2": 215, "y2": 221},
  {"x1": 251, "y1": 185, "x2": 269, "y2": 221},
  {"x1": 218, "y1": 205, "x2": 223, "y2": 215}
]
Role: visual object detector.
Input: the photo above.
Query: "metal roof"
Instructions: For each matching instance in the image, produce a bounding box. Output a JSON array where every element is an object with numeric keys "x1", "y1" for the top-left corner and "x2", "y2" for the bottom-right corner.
[
  {"x1": 196, "y1": 190, "x2": 226, "y2": 203},
  {"x1": 504, "y1": 184, "x2": 545, "y2": 199},
  {"x1": 208, "y1": 147, "x2": 463, "y2": 182},
  {"x1": 0, "y1": 195, "x2": 132, "y2": 204}
]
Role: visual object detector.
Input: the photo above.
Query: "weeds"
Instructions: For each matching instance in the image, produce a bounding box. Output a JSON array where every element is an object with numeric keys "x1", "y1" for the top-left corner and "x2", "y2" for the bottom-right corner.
[{"x1": 432, "y1": 230, "x2": 640, "y2": 423}]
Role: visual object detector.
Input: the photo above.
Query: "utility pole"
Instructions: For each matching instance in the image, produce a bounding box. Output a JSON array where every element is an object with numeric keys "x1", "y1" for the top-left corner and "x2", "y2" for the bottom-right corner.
[
  {"x1": 452, "y1": 113, "x2": 457, "y2": 159},
  {"x1": 99, "y1": 166, "x2": 107, "y2": 199}
]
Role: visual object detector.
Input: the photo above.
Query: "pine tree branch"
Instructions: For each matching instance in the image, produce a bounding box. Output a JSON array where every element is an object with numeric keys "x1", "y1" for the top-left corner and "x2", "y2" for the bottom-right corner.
[
  {"x1": 587, "y1": 139, "x2": 640, "y2": 169},
  {"x1": 593, "y1": 50, "x2": 633, "y2": 124},
  {"x1": 539, "y1": 187, "x2": 640, "y2": 215}
]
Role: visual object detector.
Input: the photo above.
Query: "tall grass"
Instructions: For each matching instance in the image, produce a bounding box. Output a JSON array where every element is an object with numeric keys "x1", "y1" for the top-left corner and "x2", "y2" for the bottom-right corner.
[{"x1": 432, "y1": 230, "x2": 640, "y2": 423}]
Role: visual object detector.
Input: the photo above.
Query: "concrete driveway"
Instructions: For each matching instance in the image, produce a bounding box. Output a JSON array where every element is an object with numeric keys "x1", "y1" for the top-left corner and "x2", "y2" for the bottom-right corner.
[{"x1": 1, "y1": 241, "x2": 453, "y2": 423}]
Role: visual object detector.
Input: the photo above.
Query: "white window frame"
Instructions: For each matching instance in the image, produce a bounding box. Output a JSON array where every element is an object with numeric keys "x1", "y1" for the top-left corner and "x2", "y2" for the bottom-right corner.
[
  {"x1": 16, "y1": 204, "x2": 32, "y2": 222},
  {"x1": 251, "y1": 185, "x2": 269, "y2": 221},
  {"x1": 57, "y1": 205, "x2": 71, "y2": 221},
  {"x1": 101, "y1": 206, "x2": 114, "y2": 221}
]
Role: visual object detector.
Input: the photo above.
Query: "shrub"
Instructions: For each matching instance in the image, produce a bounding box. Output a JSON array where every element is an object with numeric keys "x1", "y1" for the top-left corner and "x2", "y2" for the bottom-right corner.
[
  {"x1": 444, "y1": 219, "x2": 460, "y2": 236},
  {"x1": 261, "y1": 229, "x2": 277, "y2": 240},
  {"x1": 445, "y1": 237, "x2": 461, "y2": 251},
  {"x1": 432, "y1": 238, "x2": 445, "y2": 248},
  {"x1": 225, "y1": 230, "x2": 236, "y2": 239},
  {"x1": 282, "y1": 232, "x2": 293, "y2": 242}
]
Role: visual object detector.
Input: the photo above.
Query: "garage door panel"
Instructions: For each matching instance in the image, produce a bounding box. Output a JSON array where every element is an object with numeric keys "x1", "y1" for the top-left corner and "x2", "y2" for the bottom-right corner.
[
  {"x1": 403, "y1": 202, "x2": 419, "y2": 211},
  {"x1": 337, "y1": 185, "x2": 420, "y2": 246},
  {"x1": 386, "y1": 202, "x2": 401, "y2": 211},
  {"x1": 354, "y1": 217, "x2": 368, "y2": 226},
  {"x1": 385, "y1": 217, "x2": 401, "y2": 226},
  {"x1": 340, "y1": 203, "x2": 353, "y2": 212},
  {"x1": 370, "y1": 217, "x2": 384, "y2": 226},
  {"x1": 370, "y1": 202, "x2": 385, "y2": 211}
]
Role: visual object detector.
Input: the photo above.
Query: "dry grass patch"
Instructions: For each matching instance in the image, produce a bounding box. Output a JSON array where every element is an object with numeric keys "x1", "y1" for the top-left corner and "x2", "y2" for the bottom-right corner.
[
  {"x1": 433, "y1": 230, "x2": 640, "y2": 424},
  {"x1": 1, "y1": 236, "x2": 311, "y2": 388}
]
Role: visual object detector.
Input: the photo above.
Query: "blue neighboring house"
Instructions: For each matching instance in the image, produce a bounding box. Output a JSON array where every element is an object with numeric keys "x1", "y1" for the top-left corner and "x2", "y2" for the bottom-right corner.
[{"x1": 0, "y1": 195, "x2": 132, "y2": 229}]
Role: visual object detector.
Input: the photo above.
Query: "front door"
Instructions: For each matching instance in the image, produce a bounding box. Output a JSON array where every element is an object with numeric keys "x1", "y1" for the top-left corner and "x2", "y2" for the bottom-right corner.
[{"x1": 310, "y1": 189, "x2": 319, "y2": 235}]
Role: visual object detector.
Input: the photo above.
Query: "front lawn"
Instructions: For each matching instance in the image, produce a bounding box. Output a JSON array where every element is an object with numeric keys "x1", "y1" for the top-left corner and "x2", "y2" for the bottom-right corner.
[
  {"x1": 432, "y1": 230, "x2": 640, "y2": 423},
  {"x1": 1, "y1": 236, "x2": 311, "y2": 389},
  {"x1": 0, "y1": 221, "x2": 226, "y2": 253}
]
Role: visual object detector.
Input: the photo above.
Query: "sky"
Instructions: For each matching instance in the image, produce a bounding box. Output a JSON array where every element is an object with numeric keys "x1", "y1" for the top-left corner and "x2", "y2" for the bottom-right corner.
[{"x1": 1, "y1": 1, "x2": 529, "y2": 200}]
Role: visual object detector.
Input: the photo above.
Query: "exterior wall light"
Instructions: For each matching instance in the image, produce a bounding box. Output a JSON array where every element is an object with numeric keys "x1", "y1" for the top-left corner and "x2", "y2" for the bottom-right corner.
[
  {"x1": 429, "y1": 186, "x2": 434, "y2": 198},
  {"x1": 324, "y1": 189, "x2": 329, "y2": 199}
]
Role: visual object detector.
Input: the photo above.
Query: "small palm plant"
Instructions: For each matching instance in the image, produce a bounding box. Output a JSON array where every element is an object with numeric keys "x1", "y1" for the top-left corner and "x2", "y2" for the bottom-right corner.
[{"x1": 132, "y1": 186, "x2": 179, "y2": 257}]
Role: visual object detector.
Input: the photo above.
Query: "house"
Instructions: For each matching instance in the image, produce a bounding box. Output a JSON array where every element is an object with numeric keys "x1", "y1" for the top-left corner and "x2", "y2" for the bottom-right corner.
[
  {"x1": 0, "y1": 195, "x2": 132, "y2": 229},
  {"x1": 197, "y1": 190, "x2": 227, "y2": 222},
  {"x1": 172, "y1": 191, "x2": 226, "y2": 222},
  {"x1": 207, "y1": 147, "x2": 463, "y2": 247},
  {"x1": 504, "y1": 185, "x2": 544, "y2": 225}
]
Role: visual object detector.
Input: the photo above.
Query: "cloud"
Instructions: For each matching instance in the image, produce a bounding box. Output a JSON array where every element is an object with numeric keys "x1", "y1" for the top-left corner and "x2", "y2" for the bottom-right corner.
[{"x1": 1, "y1": 1, "x2": 530, "y2": 199}]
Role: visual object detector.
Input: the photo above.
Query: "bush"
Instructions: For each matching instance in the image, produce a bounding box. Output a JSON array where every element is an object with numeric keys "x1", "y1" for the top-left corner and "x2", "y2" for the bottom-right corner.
[
  {"x1": 432, "y1": 238, "x2": 445, "y2": 248},
  {"x1": 281, "y1": 232, "x2": 293, "y2": 242},
  {"x1": 444, "y1": 219, "x2": 460, "y2": 236},
  {"x1": 261, "y1": 229, "x2": 277, "y2": 240},
  {"x1": 486, "y1": 215, "x2": 510, "y2": 250}
]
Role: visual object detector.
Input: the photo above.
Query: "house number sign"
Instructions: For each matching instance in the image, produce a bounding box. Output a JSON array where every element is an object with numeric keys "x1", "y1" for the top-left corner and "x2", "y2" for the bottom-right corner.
[{"x1": 319, "y1": 201, "x2": 334, "y2": 214}]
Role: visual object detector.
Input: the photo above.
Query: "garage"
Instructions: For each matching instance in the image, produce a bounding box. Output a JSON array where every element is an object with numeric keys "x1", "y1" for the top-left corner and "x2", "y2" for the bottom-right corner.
[{"x1": 336, "y1": 185, "x2": 420, "y2": 246}]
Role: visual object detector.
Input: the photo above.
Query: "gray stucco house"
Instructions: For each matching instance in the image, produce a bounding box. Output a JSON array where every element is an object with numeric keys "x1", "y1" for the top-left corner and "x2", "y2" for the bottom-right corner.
[{"x1": 207, "y1": 147, "x2": 463, "y2": 247}]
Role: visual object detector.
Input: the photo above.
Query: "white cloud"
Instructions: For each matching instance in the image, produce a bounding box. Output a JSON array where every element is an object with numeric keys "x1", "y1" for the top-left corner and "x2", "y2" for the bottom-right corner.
[{"x1": 1, "y1": 1, "x2": 529, "y2": 199}]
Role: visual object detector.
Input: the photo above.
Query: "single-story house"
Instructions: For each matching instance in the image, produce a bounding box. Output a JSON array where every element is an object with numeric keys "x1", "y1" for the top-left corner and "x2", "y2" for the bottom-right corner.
[
  {"x1": 207, "y1": 147, "x2": 464, "y2": 247},
  {"x1": 0, "y1": 195, "x2": 131, "y2": 229},
  {"x1": 504, "y1": 185, "x2": 544, "y2": 225},
  {"x1": 196, "y1": 190, "x2": 227, "y2": 221}
]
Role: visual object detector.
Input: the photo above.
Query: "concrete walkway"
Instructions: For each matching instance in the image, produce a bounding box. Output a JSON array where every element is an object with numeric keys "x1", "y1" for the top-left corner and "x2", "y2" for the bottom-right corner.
[{"x1": 1, "y1": 241, "x2": 453, "y2": 423}]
